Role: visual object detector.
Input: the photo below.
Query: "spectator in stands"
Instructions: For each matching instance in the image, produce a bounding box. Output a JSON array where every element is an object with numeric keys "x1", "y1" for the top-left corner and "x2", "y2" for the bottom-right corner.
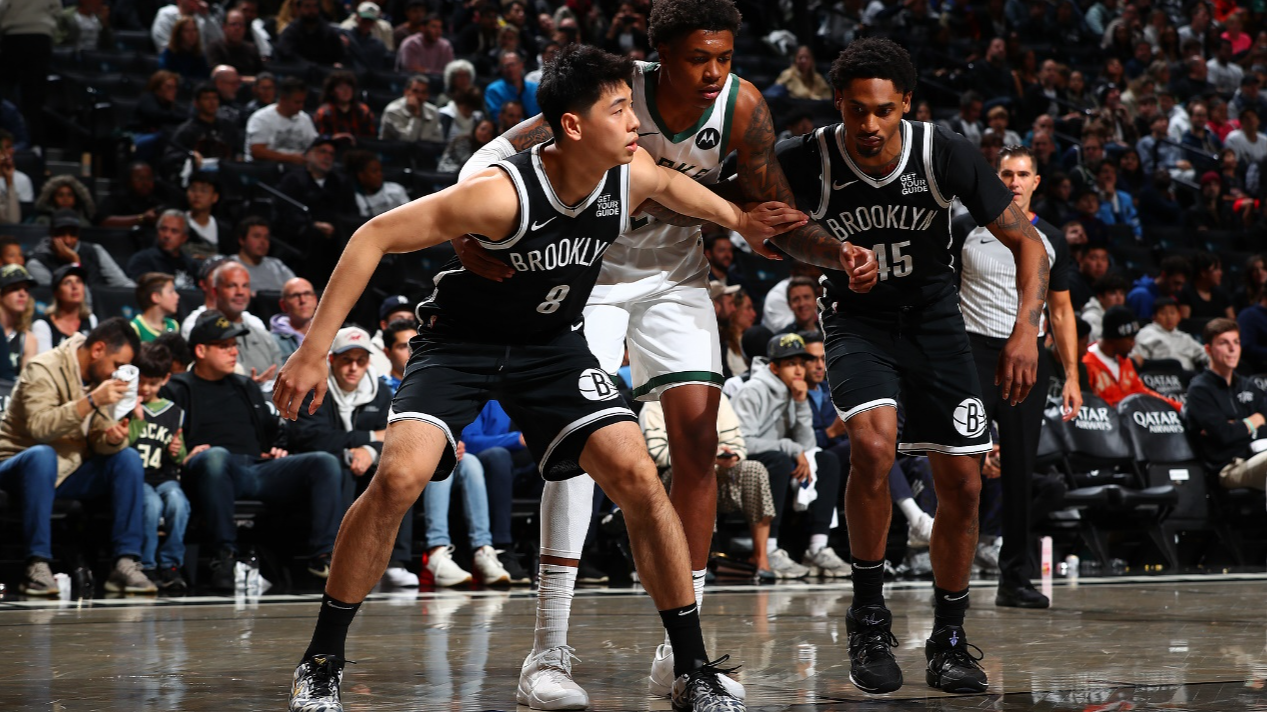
[
  {"x1": 32, "y1": 176, "x2": 95, "y2": 228},
  {"x1": 1073, "y1": 189, "x2": 1108, "y2": 245},
  {"x1": 1180, "y1": 251, "x2": 1236, "y2": 321},
  {"x1": 338, "y1": 1, "x2": 392, "y2": 49},
  {"x1": 1188, "y1": 318, "x2": 1267, "y2": 491},
  {"x1": 167, "y1": 83, "x2": 242, "y2": 179},
  {"x1": 437, "y1": 117, "x2": 497, "y2": 173},
  {"x1": 1182, "y1": 104, "x2": 1223, "y2": 174},
  {"x1": 602, "y1": 2, "x2": 647, "y2": 57},
  {"x1": 277, "y1": 0, "x2": 346, "y2": 65},
  {"x1": 29, "y1": 210, "x2": 134, "y2": 288},
  {"x1": 1128, "y1": 255, "x2": 1191, "y2": 320},
  {"x1": 0, "y1": 129, "x2": 33, "y2": 215},
  {"x1": 211, "y1": 65, "x2": 246, "y2": 124},
  {"x1": 288, "y1": 326, "x2": 419, "y2": 588},
  {"x1": 164, "y1": 311, "x2": 344, "y2": 590},
  {"x1": 483, "y1": 51, "x2": 539, "y2": 123},
  {"x1": 439, "y1": 86, "x2": 484, "y2": 143},
  {"x1": 126, "y1": 210, "x2": 200, "y2": 290},
  {"x1": 54, "y1": 0, "x2": 114, "y2": 51},
  {"x1": 1231, "y1": 74, "x2": 1263, "y2": 122},
  {"x1": 380, "y1": 75, "x2": 443, "y2": 142},
  {"x1": 276, "y1": 136, "x2": 357, "y2": 276},
  {"x1": 1138, "y1": 170, "x2": 1184, "y2": 228},
  {"x1": 242, "y1": 72, "x2": 277, "y2": 119},
  {"x1": 0, "y1": 318, "x2": 154, "y2": 596},
  {"x1": 439, "y1": 58, "x2": 476, "y2": 108},
  {"x1": 1137, "y1": 115, "x2": 1191, "y2": 176},
  {"x1": 235, "y1": 216, "x2": 295, "y2": 293},
  {"x1": 456, "y1": 2, "x2": 503, "y2": 73},
  {"x1": 497, "y1": 99, "x2": 525, "y2": 134},
  {"x1": 722, "y1": 288, "x2": 755, "y2": 378},
  {"x1": 153, "y1": 332, "x2": 191, "y2": 374},
  {"x1": 98, "y1": 162, "x2": 180, "y2": 230},
  {"x1": 971, "y1": 37, "x2": 1020, "y2": 104},
  {"x1": 378, "y1": 316, "x2": 415, "y2": 394},
  {"x1": 941, "y1": 91, "x2": 984, "y2": 147},
  {"x1": 340, "y1": 1, "x2": 388, "y2": 73},
  {"x1": 1, "y1": 236, "x2": 26, "y2": 266},
  {"x1": 245, "y1": 76, "x2": 317, "y2": 164},
  {"x1": 397, "y1": 13, "x2": 454, "y2": 74},
  {"x1": 1093, "y1": 161, "x2": 1142, "y2": 238},
  {"x1": 134, "y1": 70, "x2": 188, "y2": 141},
  {"x1": 391, "y1": 0, "x2": 429, "y2": 47},
  {"x1": 346, "y1": 150, "x2": 410, "y2": 218},
  {"x1": 160, "y1": 16, "x2": 212, "y2": 79},
  {"x1": 0, "y1": 141, "x2": 20, "y2": 225},
  {"x1": 129, "y1": 341, "x2": 195, "y2": 591},
  {"x1": 703, "y1": 231, "x2": 734, "y2": 285},
  {"x1": 524, "y1": 41, "x2": 558, "y2": 85},
  {"x1": 130, "y1": 272, "x2": 181, "y2": 343},
  {"x1": 1083, "y1": 274, "x2": 1130, "y2": 342},
  {"x1": 1208, "y1": 99, "x2": 1236, "y2": 143},
  {"x1": 271, "y1": 276, "x2": 316, "y2": 361},
  {"x1": 151, "y1": 0, "x2": 223, "y2": 51},
  {"x1": 181, "y1": 256, "x2": 259, "y2": 336},
  {"x1": 313, "y1": 71, "x2": 376, "y2": 140},
  {"x1": 205, "y1": 261, "x2": 283, "y2": 379},
  {"x1": 1236, "y1": 254, "x2": 1267, "y2": 313},
  {"x1": 32, "y1": 264, "x2": 97, "y2": 354},
  {"x1": 0, "y1": 263, "x2": 36, "y2": 380},
  {"x1": 1224, "y1": 106, "x2": 1267, "y2": 166},
  {"x1": 782, "y1": 277, "x2": 823, "y2": 336},
  {"x1": 985, "y1": 105, "x2": 1022, "y2": 146},
  {"x1": 368, "y1": 295, "x2": 413, "y2": 378},
  {"x1": 1187, "y1": 171, "x2": 1237, "y2": 230},
  {"x1": 231, "y1": 0, "x2": 273, "y2": 60},
  {"x1": 1207, "y1": 39, "x2": 1244, "y2": 96},
  {"x1": 1236, "y1": 275, "x2": 1267, "y2": 373},
  {"x1": 1034, "y1": 173, "x2": 1071, "y2": 226},
  {"x1": 1131, "y1": 296, "x2": 1208, "y2": 370},
  {"x1": 458, "y1": 400, "x2": 534, "y2": 585},
  {"x1": 207, "y1": 9, "x2": 264, "y2": 78},
  {"x1": 1084, "y1": 305, "x2": 1183, "y2": 409},
  {"x1": 183, "y1": 172, "x2": 228, "y2": 258},
  {"x1": 772, "y1": 45, "x2": 830, "y2": 100}
]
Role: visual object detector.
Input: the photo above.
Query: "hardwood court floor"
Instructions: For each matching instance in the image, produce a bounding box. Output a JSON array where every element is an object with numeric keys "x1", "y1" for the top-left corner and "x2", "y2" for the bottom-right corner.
[{"x1": 2, "y1": 576, "x2": 1266, "y2": 711}]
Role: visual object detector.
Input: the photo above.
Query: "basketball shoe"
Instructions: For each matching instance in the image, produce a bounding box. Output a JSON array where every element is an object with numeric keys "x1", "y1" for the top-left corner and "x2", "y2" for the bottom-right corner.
[
  {"x1": 924, "y1": 625, "x2": 987, "y2": 692},
  {"x1": 516, "y1": 645, "x2": 589, "y2": 710},
  {"x1": 472, "y1": 545, "x2": 510, "y2": 585},
  {"x1": 289, "y1": 654, "x2": 352, "y2": 711},
  {"x1": 802, "y1": 546, "x2": 851, "y2": 578},
  {"x1": 651, "y1": 645, "x2": 745, "y2": 700},
  {"x1": 670, "y1": 657, "x2": 745, "y2": 712},
  {"x1": 845, "y1": 605, "x2": 902, "y2": 693}
]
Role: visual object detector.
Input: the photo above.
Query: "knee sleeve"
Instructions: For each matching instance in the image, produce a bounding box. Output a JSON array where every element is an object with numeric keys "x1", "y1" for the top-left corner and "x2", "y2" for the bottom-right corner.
[{"x1": 539, "y1": 474, "x2": 595, "y2": 559}]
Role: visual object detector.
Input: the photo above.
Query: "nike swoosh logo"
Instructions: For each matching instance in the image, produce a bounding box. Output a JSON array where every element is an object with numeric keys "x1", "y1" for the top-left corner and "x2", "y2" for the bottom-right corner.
[
  {"x1": 678, "y1": 605, "x2": 698, "y2": 616},
  {"x1": 532, "y1": 217, "x2": 557, "y2": 231},
  {"x1": 833, "y1": 180, "x2": 859, "y2": 191},
  {"x1": 943, "y1": 592, "x2": 970, "y2": 602},
  {"x1": 979, "y1": 238, "x2": 995, "y2": 244},
  {"x1": 325, "y1": 602, "x2": 355, "y2": 610},
  {"x1": 571, "y1": 322, "x2": 583, "y2": 331}
]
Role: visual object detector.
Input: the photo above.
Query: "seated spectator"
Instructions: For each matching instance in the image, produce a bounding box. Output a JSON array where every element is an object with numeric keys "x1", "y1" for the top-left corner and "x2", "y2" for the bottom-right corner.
[
  {"x1": 380, "y1": 75, "x2": 443, "y2": 143},
  {"x1": 459, "y1": 400, "x2": 535, "y2": 585},
  {"x1": 166, "y1": 83, "x2": 242, "y2": 179},
  {"x1": 369, "y1": 294, "x2": 415, "y2": 377},
  {"x1": 1084, "y1": 306, "x2": 1183, "y2": 409},
  {"x1": 484, "y1": 51, "x2": 539, "y2": 123},
  {"x1": 346, "y1": 150, "x2": 410, "y2": 218},
  {"x1": 313, "y1": 71, "x2": 376, "y2": 140},
  {"x1": 0, "y1": 264, "x2": 36, "y2": 380},
  {"x1": 242, "y1": 72, "x2": 277, "y2": 119},
  {"x1": 391, "y1": 0, "x2": 428, "y2": 47},
  {"x1": 396, "y1": 13, "x2": 454, "y2": 74},
  {"x1": 200, "y1": 261, "x2": 282, "y2": 380},
  {"x1": 163, "y1": 311, "x2": 344, "y2": 590},
  {"x1": 1217, "y1": 147, "x2": 1248, "y2": 200},
  {"x1": 1181, "y1": 102, "x2": 1222, "y2": 174},
  {"x1": 183, "y1": 172, "x2": 229, "y2": 258},
  {"x1": 210, "y1": 65, "x2": 245, "y2": 131},
  {"x1": 940, "y1": 91, "x2": 984, "y2": 147},
  {"x1": 721, "y1": 287, "x2": 756, "y2": 378},
  {"x1": 130, "y1": 272, "x2": 181, "y2": 343},
  {"x1": 782, "y1": 277, "x2": 823, "y2": 336},
  {"x1": 0, "y1": 236, "x2": 22, "y2": 266},
  {"x1": 1187, "y1": 318, "x2": 1267, "y2": 491},
  {"x1": 1131, "y1": 296, "x2": 1209, "y2": 370},
  {"x1": 1237, "y1": 278, "x2": 1267, "y2": 372},
  {"x1": 1094, "y1": 161, "x2": 1142, "y2": 238},
  {"x1": 271, "y1": 277, "x2": 316, "y2": 361},
  {"x1": 181, "y1": 256, "x2": 267, "y2": 337},
  {"x1": 276, "y1": 0, "x2": 346, "y2": 65},
  {"x1": 340, "y1": 2, "x2": 388, "y2": 74},
  {"x1": 1224, "y1": 106, "x2": 1267, "y2": 166},
  {"x1": 456, "y1": 1, "x2": 503, "y2": 74},
  {"x1": 984, "y1": 105, "x2": 1022, "y2": 147},
  {"x1": 422, "y1": 437, "x2": 507, "y2": 586},
  {"x1": 438, "y1": 87, "x2": 485, "y2": 143},
  {"x1": 155, "y1": 331, "x2": 192, "y2": 374},
  {"x1": 0, "y1": 318, "x2": 154, "y2": 596},
  {"x1": 133, "y1": 71, "x2": 189, "y2": 136},
  {"x1": 128, "y1": 341, "x2": 195, "y2": 591},
  {"x1": 126, "y1": 210, "x2": 201, "y2": 290},
  {"x1": 55, "y1": 0, "x2": 114, "y2": 51},
  {"x1": 603, "y1": 2, "x2": 649, "y2": 57},
  {"x1": 1236, "y1": 254, "x2": 1267, "y2": 313},
  {"x1": 1072, "y1": 190, "x2": 1108, "y2": 245},
  {"x1": 235, "y1": 216, "x2": 296, "y2": 293},
  {"x1": 1180, "y1": 251, "x2": 1236, "y2": 321},
  {"x1": 97, "y1": 162, "x2": 182, "y2": 230},
  {"x1": 1137, "y1": 170, "x2": 1184, "y2": 228},
  {"x1": 439, "y1": 58, "x2": 476, "y2": 109},
  {"x1": 28, "y1": 211, "x2": 134, "y2": 288},
  {"x1": 276, "y1": 137, "x2": 357, "y2": 275},
  {"x1": 1186, "y1": 171, "x2": 1239, "y2": 230},
  {"x1": 1128, "y1": 255, "x2": 1191, "y2": 320},
  {"x1": 378, "y1": 316, "x2": 415, "y2": 394},
  {"x1": 732, "y1": 333, "x2": 844, "y2": 578},
  {"x1": 151, "y1": 0, "x2": 224, "y2": 51},
  {"x1": 338, "y1": 1, "x2": 393, "y2": 50},
  {"x1": 704, "y1": 231, "x2": 735, "y2": 285},
  {"x1": 497, "y1": 99, "x2": 526, "y2": 135},
  {"x1": 1137, "y1": 115, "x2": 1192, "y2": 176},
  {"x1": 32, "y1": 264, "x2": 99, "y2": 354},
  {"x1": 0, "y1": 129, "x2": 34, "y2": 218},
  {"x1": 245, "y1": 76, "x2": 317, "y2": 164},
  {"x1": 32, "y1": 176, "x2": 95, "y2": 228},
  {"x1": 206, "y1": 9, "x2": 264, "y2": 77},
  {"x1": 437, "y1": 118, "x2": 497, "y2": 173},
  {"x1": 289, "y1": 326, "x2": 419, "y2": 588},
  {"x1": 160, "y1": 16, "x2": 212, "y2": 79},
  {"x1": 1082, "y1": 274, "x2": 1130, "y2": 342}
]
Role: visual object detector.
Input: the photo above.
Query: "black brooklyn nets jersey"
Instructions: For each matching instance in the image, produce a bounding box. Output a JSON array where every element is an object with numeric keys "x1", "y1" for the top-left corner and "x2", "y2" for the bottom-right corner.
[
  {"x1": 775, "y1": 120, "x2": 1013, "y2": 312},
  {"x1": 418, "y1": 142, "x2": 630, "y2": 343}
]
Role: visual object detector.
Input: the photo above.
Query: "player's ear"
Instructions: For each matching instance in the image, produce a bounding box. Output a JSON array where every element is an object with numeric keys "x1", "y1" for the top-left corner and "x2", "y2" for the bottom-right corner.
[
  {"x1": 902, "y1": 92, "x2": 912, "y2": 114},
  {"x1": 560, "y1": 110, "x2": 583, "y2": 142}
]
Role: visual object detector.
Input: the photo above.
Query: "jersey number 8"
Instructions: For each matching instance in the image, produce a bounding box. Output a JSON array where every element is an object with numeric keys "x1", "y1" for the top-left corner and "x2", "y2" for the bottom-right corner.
[
  {"x1": 537, "y1": 285, "x2": 571, "y2": 314},
  {"x1": 874, "y1": 241, "x2": 913, "y2": 281}
]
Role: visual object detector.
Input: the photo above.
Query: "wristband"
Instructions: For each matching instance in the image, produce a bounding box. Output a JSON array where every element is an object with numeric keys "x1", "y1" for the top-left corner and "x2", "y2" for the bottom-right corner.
[
  {"x1": 86, "y1": 392, "x2": 97, "y2": 410},
  {"x1": 1244, "y1": 417, "x2": 1257, "y2": 437}
]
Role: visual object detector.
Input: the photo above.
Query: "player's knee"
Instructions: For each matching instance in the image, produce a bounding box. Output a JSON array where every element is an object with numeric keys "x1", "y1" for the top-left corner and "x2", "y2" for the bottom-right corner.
[
  {"x1": 849, "y1": 435, "x2": 896, "y2": 479},
  {"x1": 599, "y1": 459, "x2": 663, "y2": 512},
  {"x1": 938, "y1": 470, "x2": 981, "y2": 511},
  {"x1": 368, "y1": 466, "x2": 430, "y2": 513}
]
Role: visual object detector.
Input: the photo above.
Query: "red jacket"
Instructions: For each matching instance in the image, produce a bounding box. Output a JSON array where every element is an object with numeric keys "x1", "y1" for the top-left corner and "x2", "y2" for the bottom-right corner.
[{"x1": 1083, "y1": 347, "x2": 1183, "y2": 411}]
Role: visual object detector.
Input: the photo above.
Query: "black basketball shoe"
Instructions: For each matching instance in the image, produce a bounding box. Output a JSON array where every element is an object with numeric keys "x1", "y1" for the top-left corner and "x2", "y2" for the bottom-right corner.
[
  {"x1": 845, "y1": 605, "x2": 903, "y2": 694},
  {"x1": 924, "y1": 625, "x2": 987, "y2": 693},
  {"x1": 289, "y1": 654, "x2": 353, "y2": 711}
]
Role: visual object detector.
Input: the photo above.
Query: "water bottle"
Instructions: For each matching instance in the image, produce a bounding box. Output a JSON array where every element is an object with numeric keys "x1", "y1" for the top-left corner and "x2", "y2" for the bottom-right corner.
[
  {"x1": 72, "y1": 565, "x2": 95, "y2": 599},
  {"x1": 1065, "y1": 554, "x2": 1080, "y2": 582}
]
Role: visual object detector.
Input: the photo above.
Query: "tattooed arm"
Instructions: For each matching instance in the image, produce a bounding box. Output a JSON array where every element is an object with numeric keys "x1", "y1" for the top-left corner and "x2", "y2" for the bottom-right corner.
[
  {"x1": 985, "y1": 201, "x2": 1052, "y2": 404},
  {"x1": 457, "y1": 116, "x2": 555, "y2": 183},
  {"x1": 498, "y1": 115, "x2": 555, "y2": 151}
]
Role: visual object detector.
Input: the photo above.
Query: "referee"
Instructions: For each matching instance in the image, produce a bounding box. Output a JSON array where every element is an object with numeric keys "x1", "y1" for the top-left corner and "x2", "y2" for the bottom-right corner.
[{"x1": 953, "y1": 145, "x2": 1082, "y2": 609}]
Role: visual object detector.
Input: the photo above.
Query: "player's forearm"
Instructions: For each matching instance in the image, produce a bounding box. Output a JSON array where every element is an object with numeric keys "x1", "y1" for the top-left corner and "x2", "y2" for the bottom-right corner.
[
  {"x1": 769, "y1": 222, "x2": 847, "y2": 269},
  {"x1": 653, "y1": 169, "x2": 748, "y2": 233},
  {"x1": 1012, "y1": 240, "x2": 1049, "y2": 336}
]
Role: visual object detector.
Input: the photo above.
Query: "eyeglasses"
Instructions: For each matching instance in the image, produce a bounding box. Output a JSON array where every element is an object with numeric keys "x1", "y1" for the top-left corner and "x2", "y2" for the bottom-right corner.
[{"x1": 284, "y1": 290, "x2": 316, "y2": 300}]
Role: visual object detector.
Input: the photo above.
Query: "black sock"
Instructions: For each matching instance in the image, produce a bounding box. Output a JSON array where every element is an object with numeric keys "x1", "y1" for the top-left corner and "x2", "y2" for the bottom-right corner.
[
  {"x1": 302, "y1": 593, "x2": 361, "y2": 662},
  {"x1": 850, "y1": 558, "x2": 886, "y2": 609},
  {"x1": 933, "y1": 586, "x2": 970, "y2": 629},
  {"x1": 660, "y1": 603, "x2": 709, "y2": 678}
]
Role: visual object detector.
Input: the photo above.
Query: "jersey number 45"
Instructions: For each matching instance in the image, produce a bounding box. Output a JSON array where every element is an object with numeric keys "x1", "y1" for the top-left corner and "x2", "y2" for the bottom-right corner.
[{"x1": 873, "y1": 241, "x2": 913, "y2": 281}]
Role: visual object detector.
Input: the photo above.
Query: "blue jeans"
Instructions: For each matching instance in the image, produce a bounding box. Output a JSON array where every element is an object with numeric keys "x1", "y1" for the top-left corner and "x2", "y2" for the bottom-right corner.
[
  {"x1": 0, "y1": 445, "x2": 145, "y2": 561},
  {"x1": 141, "y1": 480, "x2": 190, "y2": 569},
  {"x1": 185, "y1": 447, "x2": 344, "y2": 556},
  {"x1": 424, "y1": 455, "x2": 491, "y2": 549},
  {"x1": 478, "y1": 446, "x2": 542, "y2": 547}
]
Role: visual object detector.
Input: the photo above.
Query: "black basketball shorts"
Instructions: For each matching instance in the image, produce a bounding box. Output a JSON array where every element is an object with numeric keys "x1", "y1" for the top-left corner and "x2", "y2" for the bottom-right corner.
[
  {"x1": 387, "y1": 327, "x2": 636, "y2": 481},
  {"x1": 822, "y1": 295, "x2": 993, "y2": 456}
]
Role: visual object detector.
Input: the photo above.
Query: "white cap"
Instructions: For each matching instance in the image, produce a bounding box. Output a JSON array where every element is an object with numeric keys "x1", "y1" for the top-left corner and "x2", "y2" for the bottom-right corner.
[{"x1": 330, "y1": 326, "x2": 374, "y2": 355}]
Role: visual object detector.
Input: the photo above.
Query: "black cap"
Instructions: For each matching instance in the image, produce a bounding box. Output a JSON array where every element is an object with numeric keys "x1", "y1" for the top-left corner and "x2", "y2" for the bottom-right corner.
[
  {"x1": 767, "y1": 332, "x2": 810, "y2": 361},
  {"x1": 308, "y1": 135, "x2": 338, "y2": 152},
  {"x1": 51, "y1": 262, "x2": 87, "y2": 286},
  {"x1": 51, "y1": 209, "x2": 80, "y2": 231},
  {"x1": 0, "y1": 263, "x2": 35, "y2": 291},
  {"x1": 189, "y1": 310, "x2": 250, "y2": 346},
  {"x1": 379, "y1": 294, "x2": 412, "y2": 321},
  {"x1": 1102, "y1": 306, "x2": 1141, "y2": 340}
]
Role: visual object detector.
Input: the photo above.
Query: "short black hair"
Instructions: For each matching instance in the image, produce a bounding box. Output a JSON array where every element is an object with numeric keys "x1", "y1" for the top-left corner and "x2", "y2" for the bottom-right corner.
[
  {"x1": 342, "y1": 149, "x2": 378, "y2": 177},
  {"x1": 1159, "y1": 255, "x2": 1192, "y2": 278},
  {"x1": 1093, "y1": 274, "x2": 1130, "y2": 296},
  {"x1": 798, "y1": 330, "x2": 824, "y2": 345},
  {"x1": 830, "y1": 37, "x2": 917, "y2": 94},
  {"x1": 236, "y1": 215, "x2": 269, "y2": 241},
  {"x1": 278, "y1": 75, "x2": 307, "y2": 98},
  {"x1": 384, "y1": 316, "x2": 419, "y2": 349},
  {"x1": 647, "y1": 0, "x2": 741, "y2": 48},
  {"x1": 537, "y1": 44, "x2": 634, "y2": 136},
  {"x1": 86, "y1": 317, "x2": 142, "y2": 356},
  {"x1": 154, "y1": 332, "x2": 192, "y2": 369},
  {"x1": 703, "y1": 232, "x2": 731, "y2": 252},
  {"x1": 135, "y1": 341, "x2": 173, "y2": 379},
  {"x1": 1193, "y1": 250, "x2": 1221, "y2": 274},
  {"x1": 193, "y1": 82, "x2": 218, "y2": 100},
  {"x1": 188, "y1": 171, "x2": 219, "y2": 194}
]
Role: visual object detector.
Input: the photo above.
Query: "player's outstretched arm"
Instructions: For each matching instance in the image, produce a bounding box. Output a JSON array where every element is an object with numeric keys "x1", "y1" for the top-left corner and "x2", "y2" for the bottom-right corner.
[
  {"x1": 272, "y1": 170, "x2": 519, "y2": 420},
  {"x1": 986, "y1": 201, "x2": 1052, "y2": 406},
  {"x1": 629, "y1": 148, "x2": 806, "y2": 242}
]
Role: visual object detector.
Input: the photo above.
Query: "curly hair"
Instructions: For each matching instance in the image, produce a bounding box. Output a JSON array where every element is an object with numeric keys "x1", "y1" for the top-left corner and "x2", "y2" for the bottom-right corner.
[
  {"x1": 828, "y1": 37, "x2": 917, "y2": 95},
  {"x1": 647, "y1": 0, "x2": 742, "y2": 49}
]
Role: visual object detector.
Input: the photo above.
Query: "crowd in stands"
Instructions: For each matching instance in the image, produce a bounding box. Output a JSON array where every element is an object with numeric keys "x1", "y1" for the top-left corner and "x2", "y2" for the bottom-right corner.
[{"x1": 1, "y1": 0, "x2": 1266, "y2": 595}]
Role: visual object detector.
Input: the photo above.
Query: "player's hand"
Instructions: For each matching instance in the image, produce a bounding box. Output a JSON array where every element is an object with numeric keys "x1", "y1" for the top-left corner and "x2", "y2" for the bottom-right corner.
[
  {"x1": 273, "y1": 345, "x2": 329, "y2": 420},
  {"x1": 1060, "y1": 379, "x2": 1083, "y2": 421},
  {"x1": 996, "y1": 332, "x2": 1038, "y2": 406},
  {"x1": 104, "y1": 418, "x2": 130, "y2": 446},
  {"x1": 841, "y1": 242, "x2": 878, "y2": 293},
  {"x1": 792, "y1": 452, "x2": 811, "y2": 482},
  {"x1": 736, "y1": 202, "x2": 806, "y2": 245},
  {"x1": 454, "y1": 234, "x2": 514, "y2": 281},
  {"x1": 349, "y1": 447, "x2": 374, "y2": 476},
  {"x1": 789, "y1": 378, "x2": 808, "y2": 402}
]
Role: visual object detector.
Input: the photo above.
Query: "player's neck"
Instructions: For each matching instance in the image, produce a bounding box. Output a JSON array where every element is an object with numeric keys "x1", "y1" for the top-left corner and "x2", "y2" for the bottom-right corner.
[{"x1": 539, "y1": 143, "x2": 608, "y2": 205}]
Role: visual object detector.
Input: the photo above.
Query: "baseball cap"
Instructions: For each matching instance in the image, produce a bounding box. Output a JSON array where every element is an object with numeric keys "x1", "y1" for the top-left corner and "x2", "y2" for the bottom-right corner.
[
  {"x1": 379, "y1": 294, "x2": 413, "y2": 321},
  {"x1": 308, "y1": 135, "x2": 338, "y2": 152},
  {"x1": 708, "y1": 281, "x2": 741, "y2": 300},
  {"x1": 51, "y1": 209, "x2": 80, "y2": 231},
  {"x1": 199, "y1": 255, "x2": 236, "y2": 283},
  {"x1": 1200, "y1": 170, "x2": 1221, "y2": 186},
  {"x1": 1101, "y1": 306, "x2": 1141, "y2": 340},
  {"x1": 0, "y1": 263, "x2": 35, "y2": 291},
  {"x1": 51, "y1": 262, "x2": 87, "y2": 287},
  {"x1": 767, "y1": 332, "x2": 810, "y2": 361},
  {"x1": 330, "y1": 326, "x2": 373, "y2": 355},
  {"x1": 357, "y1": 1, "x2": 380, "y2": 18},
  {"x1": 189, "y1": 310, "x2": 250, "y2": 346}
]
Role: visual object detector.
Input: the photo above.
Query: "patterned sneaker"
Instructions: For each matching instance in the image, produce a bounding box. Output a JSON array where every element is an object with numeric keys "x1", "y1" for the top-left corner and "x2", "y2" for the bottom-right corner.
[
  {"x1": 845, "y1": 605, "x2": 903, "y2": 694},
  {"x1": 516, "y1": 646, "x2": 590, "y2": 710},
  {"x1": 424, "y1": 545, "x2": 472, "y2": 587},
  {"x1": 472, "y1": 545, "x2": 510, "y2": 585},
  {"x1": 924, "y1": 625, "x2": 987, "y2": 693},
  {"x1": 289, "y1": 654, "x2": 352, "y2": 712},
  {"x1": 801, "y1": 546, "x2": 851, "y2": 578},
  {"x1": 670, "y1": 656, "x2": 745, "y2": 712},
  {"x1": 105, "y1": 557, "x2": 158, "y2": 594},
  {"x1": 767, "y1": 549, "x2": 810, "y2": 579},
  {"x1": 19, "y1": 560, "x2": 59, "y2": 596}
]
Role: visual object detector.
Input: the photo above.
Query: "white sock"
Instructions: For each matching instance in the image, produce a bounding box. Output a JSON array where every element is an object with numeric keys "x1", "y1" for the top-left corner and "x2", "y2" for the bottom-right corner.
[
  {"x1": 898, "y1": 497, "x2": 925, "y2": 524},
  {"x1": 809, "y1": 534, "x2": 828, "y2": 555},
  {"x1": 534, "y1": 564, "x2": 578, "y2": 652},
  {"x1": 767, "y1": 537, "x2": 778, "y2": 554}
]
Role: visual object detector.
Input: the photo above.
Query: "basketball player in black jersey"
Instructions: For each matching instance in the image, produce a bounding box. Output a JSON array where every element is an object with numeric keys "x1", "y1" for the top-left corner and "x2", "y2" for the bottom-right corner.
[
  {"x1": 273, "y1": 45, "x2": 805, "y2": 712},
  {"x1": 775, "y1": 39, "x2": 1051, "y2": 694}
]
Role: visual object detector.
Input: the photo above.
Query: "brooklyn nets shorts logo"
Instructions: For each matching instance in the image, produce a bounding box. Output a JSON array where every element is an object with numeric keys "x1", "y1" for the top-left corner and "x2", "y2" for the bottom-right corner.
[
  {"x1": 578, "y1": 369, "x2": 620, "y2": 401},
  {"x1": 952, "y1": 398, "x2": 987, "y2": 438}
]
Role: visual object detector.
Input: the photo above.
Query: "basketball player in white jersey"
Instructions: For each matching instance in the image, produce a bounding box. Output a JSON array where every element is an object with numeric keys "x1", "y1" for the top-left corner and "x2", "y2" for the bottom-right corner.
[{"x1": 457, "y1": 1, "x2": 877, "y2": 708}]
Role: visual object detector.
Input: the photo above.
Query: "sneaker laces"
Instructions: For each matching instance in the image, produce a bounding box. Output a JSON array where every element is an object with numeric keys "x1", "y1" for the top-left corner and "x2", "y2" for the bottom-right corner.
[
  {"x1": 685, "y1": 655, "x2": 742, "y2": 698},
  {"x1": 849, "y1": 627, "x2": 899, "y2": 665},
  {"x1": 304, "y1": 655, "x2": 355, "y2": 698},
  {"x1": 938, "y1": 641, "x2": 985, "y2": 672},
  {"x1": 531, "y1": 645, "x2": 581, "y2": 676}
]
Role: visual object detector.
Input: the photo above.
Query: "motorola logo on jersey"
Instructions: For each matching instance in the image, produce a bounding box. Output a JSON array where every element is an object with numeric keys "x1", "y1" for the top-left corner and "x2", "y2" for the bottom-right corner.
[
  {"x1": 952, "y1": 398, "x2": 987, "y2": 438},
  {"x1": 695, "y1": 128, "x2": 721, "y2": 150},
  {"x1": 507, "y1": 236, "x2": 613, "y2": 273},
  {"x1": 821, "y1": 204, "x2": 941, "y2": 239},
  {"x1": 577, "y1": 369, "x2": 621, "y2": 401}
]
